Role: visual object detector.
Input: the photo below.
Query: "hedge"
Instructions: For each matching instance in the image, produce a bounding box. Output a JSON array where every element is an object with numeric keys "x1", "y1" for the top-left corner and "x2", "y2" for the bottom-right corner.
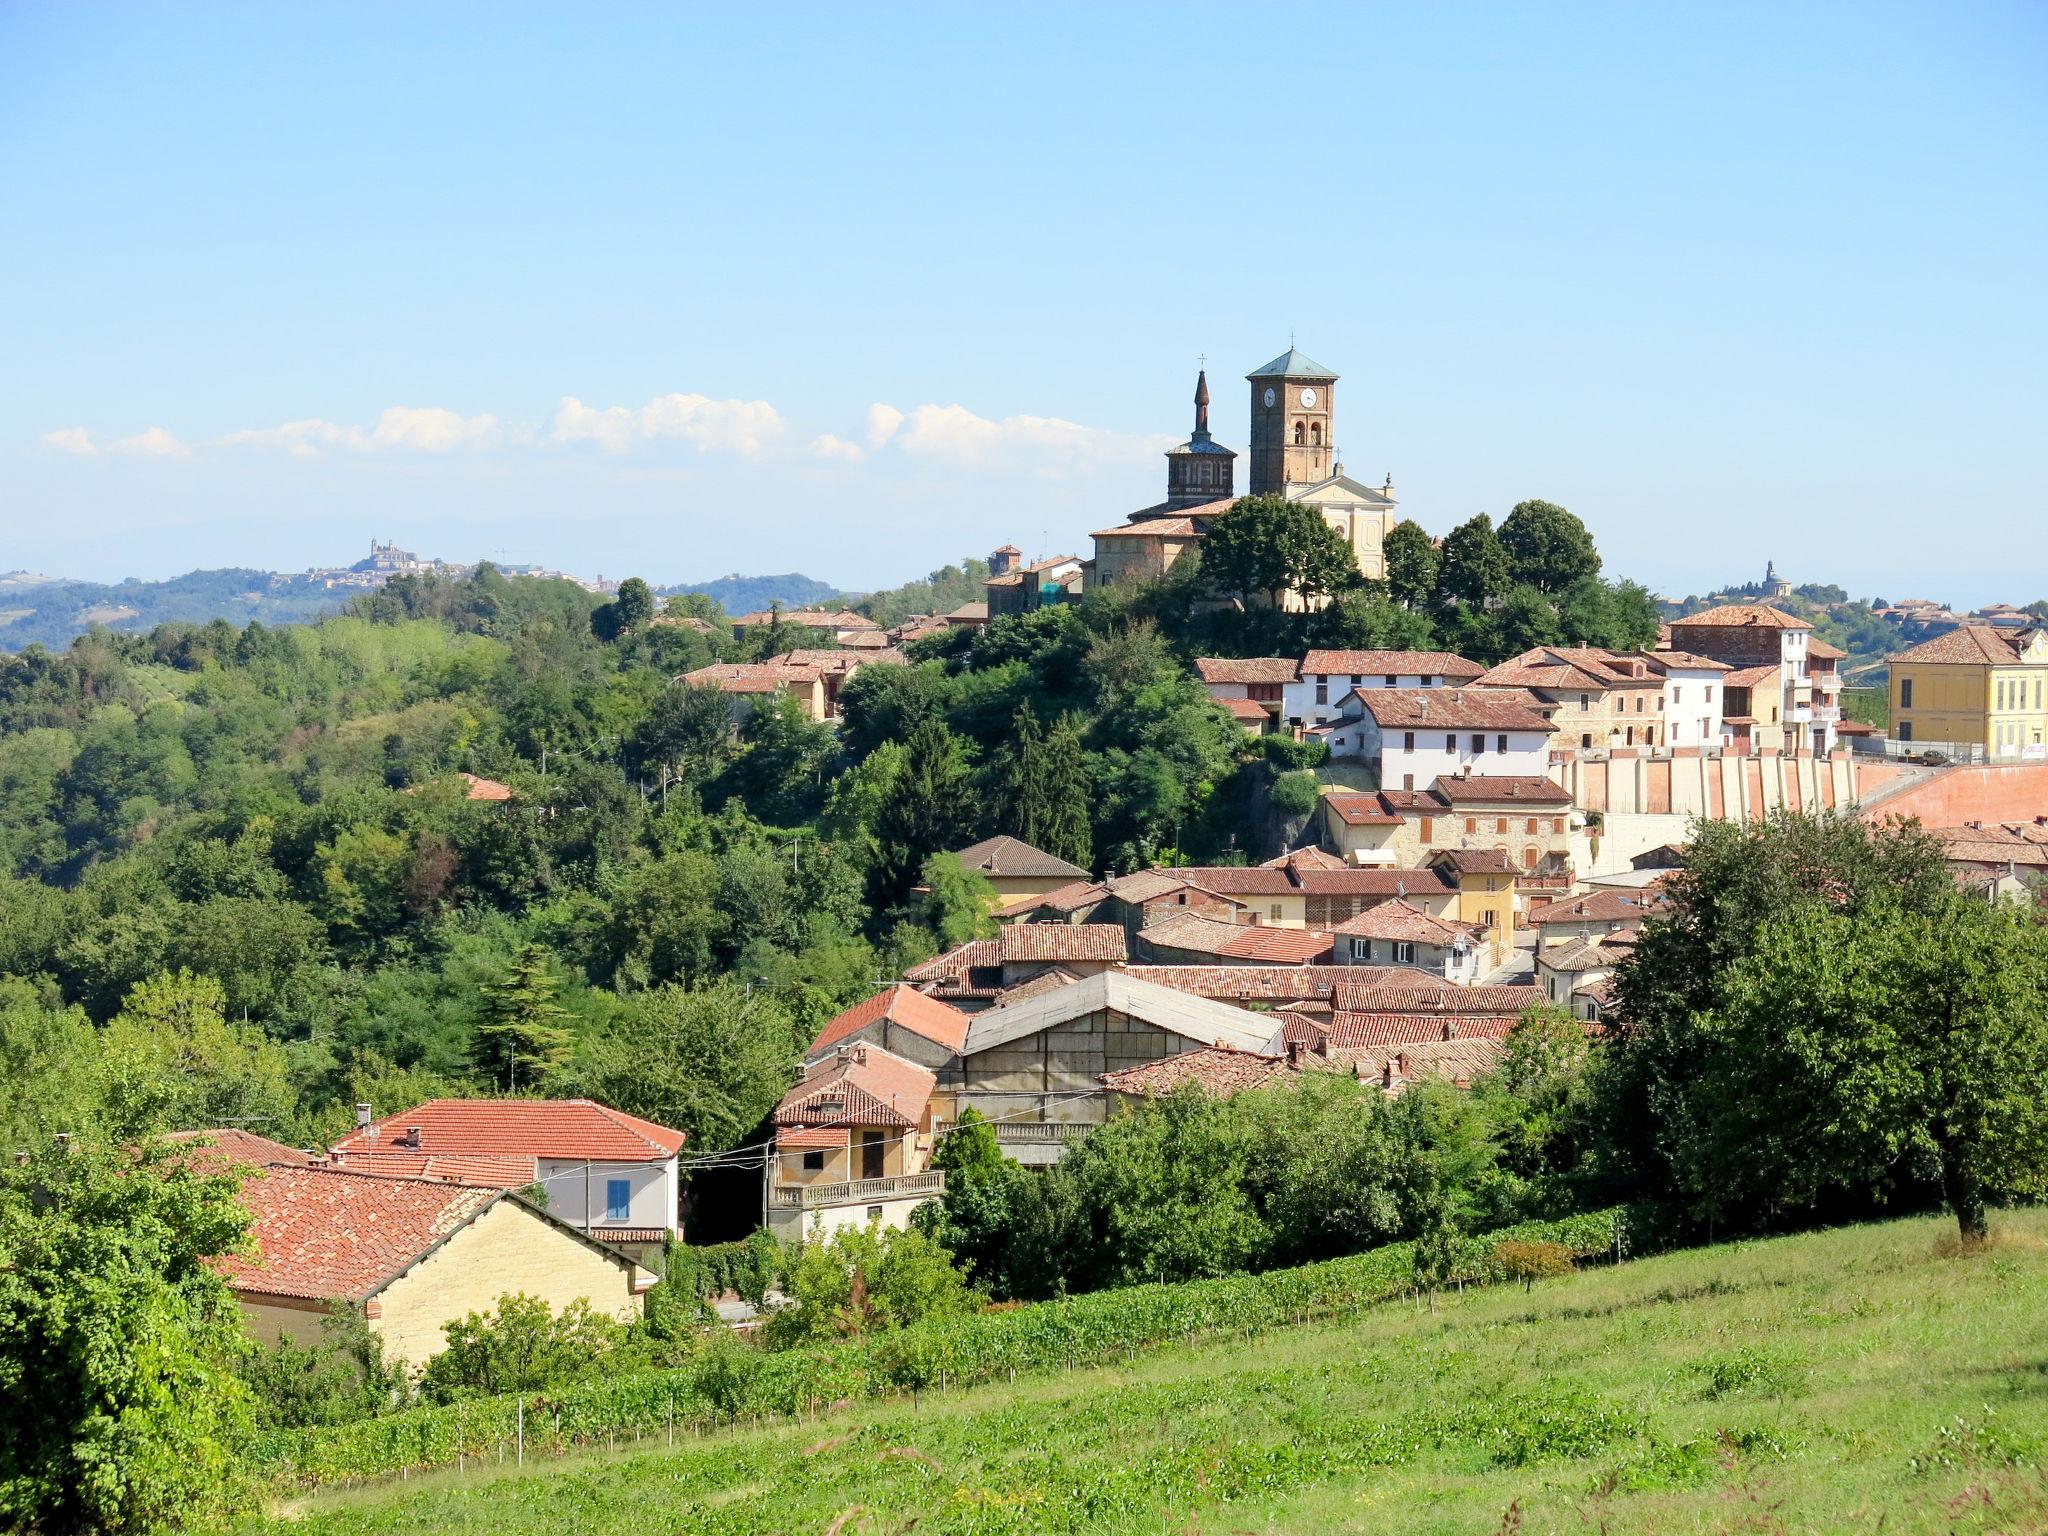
[{"x1": 253, "y1": 1205, "x2": 1646, "y2": 1489}]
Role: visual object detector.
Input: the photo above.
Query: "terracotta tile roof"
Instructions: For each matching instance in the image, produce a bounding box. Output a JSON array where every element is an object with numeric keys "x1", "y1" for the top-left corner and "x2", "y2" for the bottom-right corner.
[
  {"x1": 459, "y1": 772, "x2": 514, "y2": 802},
  {"x1": 1090, "y1": 517, "x2": 1205, "y2": 538},
  {"x1": 945, "y1": 602, "x2": 989, "y2": 622},
  {"x1": 1539, "y1": 938, "x2": 1631, "y2": 973},
  {"x1": 1260, "y1": 846, "x2": 1350, "y2": 871},
  {"x1": 1321, "y1": 791, "x2": 1404, "y2": 826},
  {"x1": 1195, "y1": 657, "x2": 1300, "y2": 685},
  {"x1": 1220, "y1": 926, "x2": 1335, "y2": 962},
  {"x1": 1644, "y1": 648, "x2": 1732, "y2": 671},
  {"x1": 995, "y1": 881, "x2": 1106, "y2": 919},
  {"x1": 1889, "y1": 625, "x2": 2036, "y2": 666},
  {"x1": 221, "y1": 1166, "x2": 506, "y2": 1302},
  {"x1": 905, "y1": 938, "x2": 1000, "y2": 983},
  {"x1": 1138, "y1": 912, "x2": 1249, "y2": 954},
  {"x1": 1429, "y1": 848, "x2": 1517, "y2": 876},
  {"x1": 1104, "y1": 870, "x2": 1217, "y2": 905},
  {"x1": 1669, "y1": 603, "x2": 1812, "y2": 631},
  {"x1": 1429, "y1": 775, "x2": 1571, "y2": 806},
  {"x1": 1330, "y1": 899, "x2": 1476, "y2": 945},
  {"x1": 1124, "y1": 964, "x2": 1419, "y2": 1003},
  {"x1": 1804, "y1": 637, "x2": 1846, "y2": 660},
  {"x1": 999, "y1": 924, "x2": 1129, "y2": 963},
  {"x1": 732, "y1": 609, "x2": 879, "y2": 630},
  {"x1": 1324, "y1": 1012, "x2": 1527, "y2": 1048},
  {"x1": 774, "y1": 1044, "x2": 936, "y2": 1131},
  {"x1": 1354, "y1": 688, "x2": 1555, "y2": 733},
  {"x1": 1337, "y1": 1037, "x2": 1507, "y2": 1090},
  {"x1": 808, "y1": 984, "x2": 970, "y2": 1056},
  {"x1": 953, "y1": 835, "x2": 1091, "y2": 881},
  {"x1": 1156, "y1": 864, "x2": 1456, "y2": 898},
  {"x1": 680, "y1": 662, "x2": 821, "y2": 694},
  {"x1": 1300, "y1": 650, "x2": 1485, "y2": 679},
  {"x1": 331, "y1": 1099, "x2": 686, "y2": 1161},
  {"x1": 589, "y1": 1225, "x2": 666, "y2": 1244},
  {"x1": 775, "y1": 1126, "x2": 849, "y2": 1150},
  {"x1": 319, "y1": 1150, "x2": 539, "y2": 1187},
  {"x1": 1472, "y1": 658, "x2": 1617, "y2": 693},
  {"x1": 1331, "y1": 977, "x2": 1545, "y2": 1015},
  {"x1": 1100, "y1": 1044, "x2": 1293, "y2": 1098},
  {"x1": 982, "y1": 966, "x2": 1084, "y2": 1009},
  {"x1": 1531, "y1": 889, "x2": 1665, "y2": 927},
  {"x1": 163, "y1": 1128, "x2": 314, "y2": 1171},
  {"x1": 1719, "y1": 663, "x2": 1783, "y2": 689},
  {"x1": 1224, "y1": 698, "x2": 1271, "y2": 723}
]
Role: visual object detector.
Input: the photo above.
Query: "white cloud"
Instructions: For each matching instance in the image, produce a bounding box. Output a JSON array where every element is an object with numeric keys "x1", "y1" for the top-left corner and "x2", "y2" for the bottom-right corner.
[
  {"x1": 550, "y1": 393, "x2": 784, "y2": 457},
  {"x1": 218, "y1": 406, "x2": 500, "y2": 457},
  {"x1": 809, "y1": 433, "x2": 866, "y2": 463},
  {"x1": 865, "y1": 403, "x2": 904, "y2": 450},
  {"x1": 42, "y1": 427, "x2": 97, "y2": 456},
  {"x1": 868, "y1": 402, "x2": 1170, "y2": 473},
  {"x1": 113, "y1": 426, "x2": 191, "y2": 458}
]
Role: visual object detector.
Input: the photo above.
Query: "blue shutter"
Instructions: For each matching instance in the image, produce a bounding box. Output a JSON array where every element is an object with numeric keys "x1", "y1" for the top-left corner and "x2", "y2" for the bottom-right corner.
[{"x1": 605, "y1": 1179, "x2": 630, "y2": 1222}]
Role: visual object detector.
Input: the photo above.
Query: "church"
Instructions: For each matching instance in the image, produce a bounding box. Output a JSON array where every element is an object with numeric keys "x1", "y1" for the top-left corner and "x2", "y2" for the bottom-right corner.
[{"x1": 1087, "y1": 346, "x2": 1401, "y2": 594}]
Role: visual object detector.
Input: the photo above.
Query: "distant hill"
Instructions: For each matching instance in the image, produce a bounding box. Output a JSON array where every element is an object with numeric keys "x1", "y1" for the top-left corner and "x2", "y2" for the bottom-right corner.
[
  {"x1": 657, "y1": 573, "x2": 840, "y2": 615},
  {"x1": 0, "y1": 569, "x2": 350, "y2": 652}
]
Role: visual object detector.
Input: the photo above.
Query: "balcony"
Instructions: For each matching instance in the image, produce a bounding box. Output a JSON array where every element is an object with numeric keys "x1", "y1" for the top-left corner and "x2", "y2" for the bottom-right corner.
[
  {"x1": 988, "y1": 1122, "x2": 1093, "y2": 1145},
  {"x1": 767, "y1": 1170, "x2": 945, "y2": 1210}
]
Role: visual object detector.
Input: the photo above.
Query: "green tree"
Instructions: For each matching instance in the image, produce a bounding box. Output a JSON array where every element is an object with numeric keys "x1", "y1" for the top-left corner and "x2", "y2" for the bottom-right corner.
[
  {"x1": 1382, "y1": 519, "x2": 1439, "y2": 609},
  {"x1": 1433, "y1": 513, "x2": 1510, "y2": 610},
  {"x1": 570, "y1": 979, "x2": 801, "y2": 1152},
  {"x1": 1200, "y1": 495, "x2": 1357, "y2": 611},
  {"x1": 1686, "y1": 894, "x2": 2048, "y2": 1243},
  {"x1": 762, "y1": 1223, "x2": 979, "y2": 1350},
  {"x1": 873, "y1": 718, "x2": 976, "y2": 907},
  {"x1": 613, "y1": 577, "x2": 655, "y2": 632},
  {"x1": 994, "y1": 704, "x2": 1093, "y2": 869},
  {"x1": 913, "y1": 1110, "x2": 1027, "y2": 1287},
  {"x1": 472, "y1": 943, "x2": 575, "y2": 1092},
  {"x1": 634, "y1": 683, "x2": 735, "y2": 807},
  {"x1": 0, "y1": 1141, "x2": 255, "y2": 1533},
  {"x1": 919, "y1": 851, "x2": 999, "y2": 948},
  {"x1": 1499, "y1": 499, "x2": 1601, "y2": 593},
  {"x1": 417, "y1": 1292, "x2": 623, "y2": 1401},
  {"x1": 93, "y1": 970, "x2": 295, "y2": 1140}
]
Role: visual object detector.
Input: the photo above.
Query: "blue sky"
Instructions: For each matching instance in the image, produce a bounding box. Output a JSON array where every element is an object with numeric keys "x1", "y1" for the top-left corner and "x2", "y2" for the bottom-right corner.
[{"x1": 3, "y1": 2, "x2": 2043, "y2": 604}]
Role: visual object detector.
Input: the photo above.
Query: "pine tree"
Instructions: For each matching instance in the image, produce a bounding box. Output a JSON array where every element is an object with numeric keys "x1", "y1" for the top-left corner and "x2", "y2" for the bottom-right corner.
[
  {"x1": 998, "y1": 703, "x2": 1050, "y2": 844},
  {"x1": 474, "y1": 943, "x2": 575, "y2": 1093},
  {"x1": 1036, "y1": 714, "x2": 1094, "y2": 869}
]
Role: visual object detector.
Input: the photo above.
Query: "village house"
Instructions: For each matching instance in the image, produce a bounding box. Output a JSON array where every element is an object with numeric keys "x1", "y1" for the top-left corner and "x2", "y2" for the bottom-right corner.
[
  {"x1": 948, "y1": 834, "x2": 1093, "y2": 902},
  {"x1": 1135, "y1": 911, "x2": 1337, "y2": 965},
  {"x1": 328, "y1": 1099, "x2": 687, "y2": 1265},
  {"x1": 1537, "y1": 936, "x2": 1633, "y2": 1020},
  {"x1": 1321, "y1": 688, "x2": 1555, "y2": 787},
  {"x1": 803, "y1": 984, "x2": 970, "y2": 1071},
  {"x1": 1195, "y1": 656, "x2": 1298, "y2": 732},
  {"x1": 1314, "y1": 776, "x2": 1574, "y2": 887},
  {"x1": 993, "y1": 870, "x2": 1249, "y2": 935},
  {"x1": 1887, "y1": 625, "x2": 2048, "y2": 758},
  {"x1": 679, "y1": 647, "x2": 900, "y2": 724},
  {"x1": 729, "y1": 608, "x2": 881, "y2": 645},
  {"x1": 1282, "y1": 976, "x2": 1549, "y2": 1058},
  {"x1": 767, "y1": 1042, "x2": 943, "y2": 1239},
  {"x1": 1472, "y1": 647, "x2": 1668, "y2": 751},
  {"x1": 905, "y1": 923, "x2": 1132, "y2": 1009},
  {"x1": 221, "y1": 1162, "x2": 650, "y2": 1373},
  {"x1": 1099, "y1": 1044, "x2": 1299, "y2": 1101},
  {"x1": 1423, "y1": 849, "x2": 1519, "y2": 956},
  {"x1": 984, "y1": 555, "x2": 1084, "y2": 617},
  {"x1": 1529, "y1": 886, "x2": 1666, "y2": 946},
  {"x1": 1153, "y1": 859, "x2": 1464, "y2": 929},
  {"x1": 1664, "y1": 604, "x2": 1840, "y2": 754},
  {"x1": 1283, "y1": 649, "x2": 1486, "y2": 728},
  {"x1": 1328, "y1": 899, "x2": 1482, "y2": 981}
]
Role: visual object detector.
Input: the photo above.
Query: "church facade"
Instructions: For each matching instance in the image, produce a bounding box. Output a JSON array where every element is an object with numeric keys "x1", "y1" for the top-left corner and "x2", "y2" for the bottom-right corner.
[{"x1": 1088, "y1": 346, "x2": 1402, "y2": 595}]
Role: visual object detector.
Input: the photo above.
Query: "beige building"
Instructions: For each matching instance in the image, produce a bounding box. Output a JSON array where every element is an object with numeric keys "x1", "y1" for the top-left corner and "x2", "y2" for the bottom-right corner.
[
  {"x1": 1474, "y1": 648, "x2": 1667, "y2": 750},
  {"x1": 679, "y1": 647, "x2": 902, "y2": 723},
  {"x1": 949, "y1": 834, "x2": 1093, "y2": 902},
  {"x1": 223, "y1": 1164, "x2": 649, "y2": 1373},
  {"x1": 1888, "y1": 625, "x2": 2048, "y2": 758},
  {"x1": 1663, "y1": 604, "x2": 1841, "y2": 754},
  {"x1": 768, "y1": 1042, "x2": 944, "y2": 1239},
  {"x1": 1315, "y1": 776, "x2": 1574, "y2": 892}
]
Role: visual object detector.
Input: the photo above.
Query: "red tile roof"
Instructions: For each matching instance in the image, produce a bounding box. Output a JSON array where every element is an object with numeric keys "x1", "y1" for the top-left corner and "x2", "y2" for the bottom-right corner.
[
  {"x1": 1195, "y1": 657, "x2": 1300, "y2": 685},
  {"x1": 1330, "y1": 899, "x2": 1475, "y2": 945},
  {"x1": 1300, "y1": 650, "x2": 1485, "y2": 679},
  {"x1": 1669, "y1": 603, "x2": 1813, "y2": 631},
  {"x1": 953, "y1": 835, "x2": 1092, "y2": 881},
  {"x1": 1530, "y1": 889, "x2": 1665, "y2": 927},
  {"x1": 1100, "y1": 1044, "x2": 1293, "y2": 1098},
  {"x1": 775, "y1": 1126, "x2": 850, "y2": 1149},
  {"x1": 808, "y1": 984, "x2": 970, "y2": 1056},
  {"x1": 1889, "y1": 625, "x2": 2036, "y2": 666},
  {"x1": 1331, "y1": 978, "x2": 1545, "y2": 1015},
  {"x1": 995, "y1": 881, "x2": 1106, "y2": 919},
  {"x1": 163, "y1": 1128, "x2": 313, "y2": 1171},
  {"x1": 222, "y1": 1166, "x2": 506, "y2": 1302},
  {"x1": 1354, "y1": 688, "x2": 1555, "y2": 733},
  {"x1": 331, "y1": 1100, "x2": 685, "y2": 1162},
  {"x1": 774, "y1": 1044, "x2": 936, "y2": 1131},
  {"x1": 1719, "y1": 663, "x2": 1783, "y2": 689},
  {"x1": 1429, "y1": 848, "x2": 1518, "y2": 876},
  {"x1": 999, "y1": 924, "x2": 1129, "y2": 963},
  {"x1": 1429, "y1": 775, "x2": 1572, "y2": 806},
  {"x1": 1124, "y1": 964, "x2": 1420, "y2": 1003},
  {"x1": 318, "y1": 1150, "x2": 539, "y2": 1187},
  {"x1": 1324, "y1": 1012, "x2": 1527, "y2": 1048},
  {"x1": 1220, "y1": 926, "x2": 1336, "y2": 963},
  {"x1": 1260, "y1": 846, "x2": 1350, "y2": 871},
  {"x1": 1156, "y1": 864, "x2": 1457, "y2": 898},
  {"x1": 1321, "y1": 792, "x2": 1404, "y2": 826},
  {"x1": 1225, "y1": 698, "x2": 1271, "y2": 723},
  {"x1": 460, "y1": 772, "x2": 514, "y2": 802}
]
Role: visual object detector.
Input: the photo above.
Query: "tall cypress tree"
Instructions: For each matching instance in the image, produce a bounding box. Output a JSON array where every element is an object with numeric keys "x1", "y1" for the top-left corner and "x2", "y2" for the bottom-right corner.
[
  {"x1": 473, "y1": 942, "x2": 575, "y2": 1092},
  {"x1": 1036, "y1": 714, "x2": 1094, "y2": 870},
  {"x1": 998, "y1": 703, "x2": 1051, "y2": 845}
]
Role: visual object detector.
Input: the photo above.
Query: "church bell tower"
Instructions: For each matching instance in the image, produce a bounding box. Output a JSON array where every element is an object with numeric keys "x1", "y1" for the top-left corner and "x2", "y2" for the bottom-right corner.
[
  {"x1": 1161, "y1": 368, "x2": 1237, "y2": 509},
  {"x1": 1246, "y1": 346, "x2": 1338, "y2": 495}
]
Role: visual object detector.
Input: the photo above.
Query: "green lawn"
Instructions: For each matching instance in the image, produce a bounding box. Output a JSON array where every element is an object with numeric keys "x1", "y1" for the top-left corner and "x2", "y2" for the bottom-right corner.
[{"x1": 263, "y1": 1211, "x2": 2048, "y2": 1535}]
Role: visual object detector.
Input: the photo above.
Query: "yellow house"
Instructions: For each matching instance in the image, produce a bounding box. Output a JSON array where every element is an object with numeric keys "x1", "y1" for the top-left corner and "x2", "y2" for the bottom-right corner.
[
  {"x1": 223, "y1": 1165, "x2": 651, "y2": 1374},
  {"x1": 1425, "y1": 849, "x2": 1520, "y2": 961},
  {"x1": 1889, "y1": 626, "x2": 2048, "y2": 757}
]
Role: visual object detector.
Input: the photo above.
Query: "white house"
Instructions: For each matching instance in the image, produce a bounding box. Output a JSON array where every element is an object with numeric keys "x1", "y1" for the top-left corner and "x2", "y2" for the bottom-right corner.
[
  {"x1": 1643, "y1": 649, "x2": 1730, "y2": 749},
  {"x1": 1284, "y1": 649, "x2": 1484, "y2": 728},
  {"x1": 1329, "y1": 899, "x2": 1483, "y2": 982},
  {"x1": 327, "y1": 1099, "x2": 686, "y2": 1266},
  {"x1": 1326, "y1": 688, "x2": 1556, "y2": 791}
]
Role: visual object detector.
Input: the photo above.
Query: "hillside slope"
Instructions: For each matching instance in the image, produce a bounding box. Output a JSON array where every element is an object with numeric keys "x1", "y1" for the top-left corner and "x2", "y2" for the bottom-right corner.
[{"x1": 270, "y1": 1211, "x2": 2048, "y2": 1535}]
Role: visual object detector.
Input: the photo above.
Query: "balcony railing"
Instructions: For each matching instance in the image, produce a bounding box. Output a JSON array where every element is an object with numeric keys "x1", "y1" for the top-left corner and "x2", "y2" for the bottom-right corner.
[
  {"x1": 988, "y1": 1122, "x2": 1093, "y2": 1144},
  {"x1": 768, "y1": 1170, "x2": 945, "y2": 1209}
]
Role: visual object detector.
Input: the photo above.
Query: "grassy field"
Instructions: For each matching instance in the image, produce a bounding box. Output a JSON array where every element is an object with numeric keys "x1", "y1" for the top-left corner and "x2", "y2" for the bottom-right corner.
[{"x1": 262, "y1": 1211, "x2": 2048, "y2": 1535}]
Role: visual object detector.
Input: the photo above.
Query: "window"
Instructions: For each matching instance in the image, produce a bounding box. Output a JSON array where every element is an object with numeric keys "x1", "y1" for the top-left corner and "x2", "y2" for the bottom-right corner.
[
  {"x1": 1497, "y1": 817, "x2": 1509, "y2": 833},
  {"x1": 1354, "y1": 938, "x2": 1373, "y2": 962},
  {"x1": 1268, "y1": 903, "x2": 1283, "y2": 921},
  {"x1": 605, "y1": 1179, "x2": 631, "y2": 1222},
  {"x1": 1393, "y1": 941, "x2": 1416, "y2": 964},
  {"x1": 1496, "y1": 734, "x2": 1508, "y2": 753},
  {"x1": 1418, "y1": 818, "x2": 1432, "y2": 844},
  {"x1": 1998, "y1": 681, "x2": 2006, "y2": 710},
  {"x1": 1315, "y1": 682, "x2": 1328, "y2": 705},
  {"x1": 1465, "y1": 817, "x2": 1477, "y2": 833},
  {"x1": 1673, "y1": 686, "x2": 1682, "y2": 703},
  {"x1": 801, "y1": 1150, "x2": 824, "y2": 1171},
  {"x1": 1471, "y1": 733, "x2": 1485, "y2": 754},
  {"x1": 1293, "y1": 420, "x2": 1306, "y2": 444},
  {"x1": 1579, "y1": 694, "x2": 1591, "y2": 709},
  {"x1": 867, "y1": 1205, "x2": 884, "y2": 1221},
  {"x1": 1898, "y1": 721, "x2": 1914, "y2": 741},
  {"x1": 1526, "y1": 818, "x2": 1539, "y2": 834},
  {"x1": 1900, "y1": 679, "x2": 1914, "y2": 708},
  {"x1": 1445, "y1": 734, "x2": 1456, "y2": 752},
  {"x1": 1403, "y1": 731, "x2": 1415, "y2": 750},
  {"x1": 1351, "y1": 674, "x2": 1363, "y2": 685},
  {"x1": 1553, "y1": 817, "x2": 1566, "y2": 833},
  {"x1": 1524, "y1": 846, "x2": 1539, "y2": 869},
  {"x1": 1580, "y1": 734, "x2": 1591, "y2": 749},
  {"x1": 1402, "y1": 774, "x2": 1415, "y2": 790},
  {"x1": 1384, "y1": 674, "x2": 1397, "y2": 686},
  {"x1": 1311, "y1": 421, "x2": 1322, "y2": 445}
]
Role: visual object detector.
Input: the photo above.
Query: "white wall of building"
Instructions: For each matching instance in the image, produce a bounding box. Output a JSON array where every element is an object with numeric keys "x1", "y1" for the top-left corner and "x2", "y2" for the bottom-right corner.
[
  {"x1": 1657, "y1": 665, "x2": 1725, "y2": 748},
  {"x1": 534, "y1": 1157, "x2": 678, "y2": 1232},
  {"x1": 1355, "y1": 717, "x2": 1553, "y2": 791},
  {"x1": 1286, "y1": 669, "x2": 1456, "y2": 727}
]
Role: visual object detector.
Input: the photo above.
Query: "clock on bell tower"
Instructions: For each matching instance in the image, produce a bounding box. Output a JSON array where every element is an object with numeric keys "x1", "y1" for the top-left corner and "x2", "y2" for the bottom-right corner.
[{"x1": 1246, "y1": 346, "x2": 1338, "y2": 495}]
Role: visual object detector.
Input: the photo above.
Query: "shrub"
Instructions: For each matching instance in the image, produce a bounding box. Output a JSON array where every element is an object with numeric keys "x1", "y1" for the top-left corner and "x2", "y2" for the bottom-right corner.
[
  {"x1": 1269, "y1": 770, "x2": 1321, "y2": 817},
  {"x1": 1492, "y1": 1239, "x2": 1575, "y2": 1291},
  {"x1": 417, "y1": 1294, "x2": 624, "y2": 1403},
  {"x1": 1258, "y1": 735, "x2": 1329, "y2": 772}
]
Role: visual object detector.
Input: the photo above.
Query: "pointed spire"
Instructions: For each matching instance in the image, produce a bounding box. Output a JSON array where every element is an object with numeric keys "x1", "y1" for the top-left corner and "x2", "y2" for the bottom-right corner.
[{"x1": 1193, "y1": 369, "x2": 1210, "y2": 436}]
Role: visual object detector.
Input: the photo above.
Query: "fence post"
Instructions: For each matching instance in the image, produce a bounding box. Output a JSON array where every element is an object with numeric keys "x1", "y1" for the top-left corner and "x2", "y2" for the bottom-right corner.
[
  {"x1": 668, "y1": 1393, "x2": 674, "y2": 1448},
  {"x1": 517, "y1": 1398, "x2": 524, "y2": 1466},
  {"x1": 458, "y1": 1403, "x2": 465, "y2": 1474}
]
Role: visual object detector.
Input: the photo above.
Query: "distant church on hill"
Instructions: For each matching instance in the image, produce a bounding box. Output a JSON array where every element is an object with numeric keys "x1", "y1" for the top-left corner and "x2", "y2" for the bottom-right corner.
[{"x1": 1088, "y1": 345, "x2": 1401, "y2": 593}]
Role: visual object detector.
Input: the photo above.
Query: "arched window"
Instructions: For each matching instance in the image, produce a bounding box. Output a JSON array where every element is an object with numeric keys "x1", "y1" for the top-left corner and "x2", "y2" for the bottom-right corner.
[
  {"x1": 1292, "y1": 420, "x2": 1305, "y2": 445},
  {"x1": 1310, "y1": 422, "x2": 1322, "y2": 446}
]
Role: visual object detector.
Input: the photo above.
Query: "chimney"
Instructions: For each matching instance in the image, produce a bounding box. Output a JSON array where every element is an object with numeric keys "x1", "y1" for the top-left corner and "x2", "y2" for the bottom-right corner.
[
  {"x1": 1443, "y1": 1019, "x2": 1459, "y2": 1040},
  {"x1": 355, "y1": 1101, "x2": 374, "y2": 1136},
  {"x1": 402, "y1": 1126, "x2": 422, "y2": 1149}
]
